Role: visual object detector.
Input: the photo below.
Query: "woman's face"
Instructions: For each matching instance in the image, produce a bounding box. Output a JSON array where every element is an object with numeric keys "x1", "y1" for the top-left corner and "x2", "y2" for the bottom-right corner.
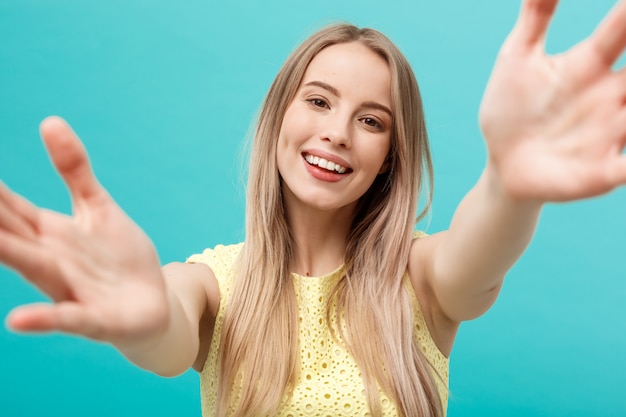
[{"x1": 276, "y1": 41, "x2": 393, "y2": 215}]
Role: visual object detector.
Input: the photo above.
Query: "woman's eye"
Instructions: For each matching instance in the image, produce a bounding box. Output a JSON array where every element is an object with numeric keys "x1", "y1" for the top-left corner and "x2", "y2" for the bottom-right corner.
[
  {"x1": 362, "y1": 117, "x2": 382, "y2": 130},
  {"x1": 309, "y1": 98, "x2": 329, "y2": 108}
]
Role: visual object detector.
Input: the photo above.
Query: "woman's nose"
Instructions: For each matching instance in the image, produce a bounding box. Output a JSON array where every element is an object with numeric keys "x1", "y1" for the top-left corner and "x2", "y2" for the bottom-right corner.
[{"x1": 320, "y1": 114, "x2": 351, "y2": 149}]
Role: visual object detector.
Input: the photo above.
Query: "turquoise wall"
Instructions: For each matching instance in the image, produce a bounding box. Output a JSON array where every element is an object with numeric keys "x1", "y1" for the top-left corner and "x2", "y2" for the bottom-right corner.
[{"x1": 1, "y1": 1, "x2": 625, "y2": 415}]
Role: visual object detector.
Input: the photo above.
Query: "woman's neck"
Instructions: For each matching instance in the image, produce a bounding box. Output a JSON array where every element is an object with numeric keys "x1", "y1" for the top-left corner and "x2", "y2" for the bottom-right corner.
[{"x1": 286, "y1": 201, "x2": 354, "y2": 277}]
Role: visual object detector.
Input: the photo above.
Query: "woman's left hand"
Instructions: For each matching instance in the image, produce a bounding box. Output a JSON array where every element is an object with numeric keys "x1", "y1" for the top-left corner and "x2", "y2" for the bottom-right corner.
[{"x1": 480, "y1": 0, "x2": 626, "y2": 202}]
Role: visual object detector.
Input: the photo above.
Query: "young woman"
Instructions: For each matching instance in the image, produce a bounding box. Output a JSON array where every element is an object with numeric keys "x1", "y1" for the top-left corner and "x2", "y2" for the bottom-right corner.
[{"x1": 3, "y1": 0, "x2": 626, "y2": 416}]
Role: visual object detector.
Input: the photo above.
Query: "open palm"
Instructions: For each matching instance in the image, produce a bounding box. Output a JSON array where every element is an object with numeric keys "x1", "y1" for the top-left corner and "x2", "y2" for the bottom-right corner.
[
  {"x1": 480, "y1": 0, "x2": 626, "y2": 202},
  {"x1": 1, "y1": 117, "x2": 168, "y2": 344}
]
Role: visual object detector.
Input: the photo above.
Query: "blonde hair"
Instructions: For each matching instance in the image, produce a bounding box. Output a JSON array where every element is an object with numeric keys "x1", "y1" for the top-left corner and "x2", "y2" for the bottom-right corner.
[{"x1": 218, "y1": 24, "x2": 439, "y2": 417}]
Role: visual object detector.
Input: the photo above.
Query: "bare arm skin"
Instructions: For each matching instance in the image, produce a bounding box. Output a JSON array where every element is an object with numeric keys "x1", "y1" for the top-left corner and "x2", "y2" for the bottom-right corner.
[
  {"x1": 154, "y1": 262, "x2": 220, "y2": 375},
  {"x1": 410, "y1": 0, "x2": 626, "y2": 352}
]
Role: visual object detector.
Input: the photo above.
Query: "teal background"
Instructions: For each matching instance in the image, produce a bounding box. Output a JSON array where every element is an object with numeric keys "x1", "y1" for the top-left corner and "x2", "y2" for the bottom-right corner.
[{"x1": 1, "y1": 0, "x2": 625, "y2": 416}]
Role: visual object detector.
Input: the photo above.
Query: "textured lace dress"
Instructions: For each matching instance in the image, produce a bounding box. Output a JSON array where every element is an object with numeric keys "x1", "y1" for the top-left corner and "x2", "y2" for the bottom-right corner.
[{"x1": 187, "y1": 239, "x2": 449, "y2": 417}]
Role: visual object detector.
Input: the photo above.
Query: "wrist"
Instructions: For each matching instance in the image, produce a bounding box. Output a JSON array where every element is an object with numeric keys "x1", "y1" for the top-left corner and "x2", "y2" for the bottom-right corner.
[{"x1": 483, "y1": 160, "x2": 544, "y2": 211}]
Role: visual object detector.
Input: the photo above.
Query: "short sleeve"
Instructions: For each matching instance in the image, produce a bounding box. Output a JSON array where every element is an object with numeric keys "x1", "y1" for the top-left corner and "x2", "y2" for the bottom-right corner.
[{"x1": 186, "y1": 242, "x2": 244, "y2": 306}]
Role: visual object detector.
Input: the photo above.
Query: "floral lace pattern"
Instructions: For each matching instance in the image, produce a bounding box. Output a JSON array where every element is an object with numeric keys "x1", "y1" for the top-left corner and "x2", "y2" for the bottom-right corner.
[{"x1": 187, "y1": 239, "x2": 448, "y2": 416}]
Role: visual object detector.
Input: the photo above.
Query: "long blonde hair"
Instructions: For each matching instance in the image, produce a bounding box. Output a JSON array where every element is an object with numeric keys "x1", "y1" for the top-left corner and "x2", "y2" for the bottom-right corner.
[{"x1": 217, "y1": 24, "x2": 439, "y2": 417}]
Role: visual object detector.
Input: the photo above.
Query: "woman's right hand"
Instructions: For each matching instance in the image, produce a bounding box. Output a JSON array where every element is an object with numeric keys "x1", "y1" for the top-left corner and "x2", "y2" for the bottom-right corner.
[{"x1": 2, "y1": 116, "x2": 170, "y2": 347}]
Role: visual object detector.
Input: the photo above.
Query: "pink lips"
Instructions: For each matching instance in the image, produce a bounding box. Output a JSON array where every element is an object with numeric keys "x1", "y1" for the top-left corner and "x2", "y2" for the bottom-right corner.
[
  {"x1": 303, "y1": 150, "x2": 351, "y2": 171},
  {"x1": 301, "y1": 151, "x2": 352, "y2": 183}
]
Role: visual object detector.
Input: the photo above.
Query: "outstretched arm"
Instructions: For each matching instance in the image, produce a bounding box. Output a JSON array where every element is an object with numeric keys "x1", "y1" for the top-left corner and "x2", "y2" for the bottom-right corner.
[
  {"x1": 2, "y1": 117, "x2": 215, "y2": 376},
  {"x1": 413, "y1": 0, "x2": 626, "y2": 325}
]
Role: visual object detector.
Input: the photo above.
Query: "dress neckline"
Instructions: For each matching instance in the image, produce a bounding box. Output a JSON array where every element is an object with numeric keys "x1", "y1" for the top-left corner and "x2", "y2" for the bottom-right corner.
[{"x1": 291, "y1": 264, "x2": 345, "y2": 281}]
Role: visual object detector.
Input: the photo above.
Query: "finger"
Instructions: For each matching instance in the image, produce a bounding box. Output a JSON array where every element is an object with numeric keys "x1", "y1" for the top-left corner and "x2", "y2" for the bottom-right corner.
[
  {"x1": 39, "y1": 116, "x2": 105, "y2": 204},
  {"x1": 511, "y1": 0, "x2": 559, "y2": 48},
  {"x1": 7, "y1": 302, "x2": 101, "y2": 338},
  {"x1": 0, "y1": 203, "x2": 35, "y2": 241},
  {"x1": 605, "y1": 156, "x2": 626, "y2": 189},
  {"x1": 614, "y1": 101, "x2": 626, "y2": 145},
  {"x1": 6, "y1": 303, "x2": 57, "y2": 332},
  {"x1": 0, "y1": 229, "x2": 69, "y2": 301},
  {"x1": 589, "y1": 0, "x2": 626, "y2": 66},
  {"x1": 608, "y1": 105, "x2": 626, "y2": 185},
  {"x1": 0, "y1": 181, "x2": 38, "y2": 239}
]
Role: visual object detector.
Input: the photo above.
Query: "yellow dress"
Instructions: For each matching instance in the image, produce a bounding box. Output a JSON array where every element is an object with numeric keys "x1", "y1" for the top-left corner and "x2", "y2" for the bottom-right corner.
[{"x1": 187, "y1": 240, "x2": 449, "y2": 417}]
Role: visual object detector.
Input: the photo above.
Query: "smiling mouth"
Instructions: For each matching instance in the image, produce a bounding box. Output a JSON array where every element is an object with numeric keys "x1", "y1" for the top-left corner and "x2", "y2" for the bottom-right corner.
[{"x1": 303, "y1": 153, "x2": 351, "y2": 174}]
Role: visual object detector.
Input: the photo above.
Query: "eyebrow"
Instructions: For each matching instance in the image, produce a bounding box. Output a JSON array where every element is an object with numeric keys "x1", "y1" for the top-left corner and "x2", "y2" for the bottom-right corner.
[
  {"x1": 304, "y1": 80, "x2": 340, "y2": 97},
  {"x1": 303, "y1": 80, "x2": 393, "y2": 118}
]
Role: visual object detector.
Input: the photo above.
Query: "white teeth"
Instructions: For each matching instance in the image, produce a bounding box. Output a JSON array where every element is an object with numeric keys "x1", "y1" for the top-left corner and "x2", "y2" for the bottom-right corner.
[{"x1": 304, "y1": 154, "x2": 348, "y2": 174}]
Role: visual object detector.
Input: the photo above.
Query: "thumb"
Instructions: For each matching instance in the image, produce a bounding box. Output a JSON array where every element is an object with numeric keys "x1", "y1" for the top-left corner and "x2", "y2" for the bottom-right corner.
[
  {"x1": 510, "y1": 0, "x2": 559, "y2": 49},
  {"x1": 39, "y1": 116, "x2": 104, "y2": 204},
  {"x1": 7, "y1": 302, "x2": 103, "y2": 339}
]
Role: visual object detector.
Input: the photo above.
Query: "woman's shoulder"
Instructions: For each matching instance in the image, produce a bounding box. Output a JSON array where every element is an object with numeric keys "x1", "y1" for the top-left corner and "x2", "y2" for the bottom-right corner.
[
  {"x1": 185, "y1": 242, "x2": 244, "y2": 299},
  {"x1": 186, "y1": 242, "x2": 244, "y2": 275},
  {"x1": 407, "y1": 230, "x2": 458, "y2": 357}
]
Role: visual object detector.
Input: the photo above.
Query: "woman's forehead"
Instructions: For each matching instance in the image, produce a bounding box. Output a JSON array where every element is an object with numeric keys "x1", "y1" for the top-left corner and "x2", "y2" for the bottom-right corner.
[{"x1": 300, "y1": 42, "x2": 392, "y2": 108}]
